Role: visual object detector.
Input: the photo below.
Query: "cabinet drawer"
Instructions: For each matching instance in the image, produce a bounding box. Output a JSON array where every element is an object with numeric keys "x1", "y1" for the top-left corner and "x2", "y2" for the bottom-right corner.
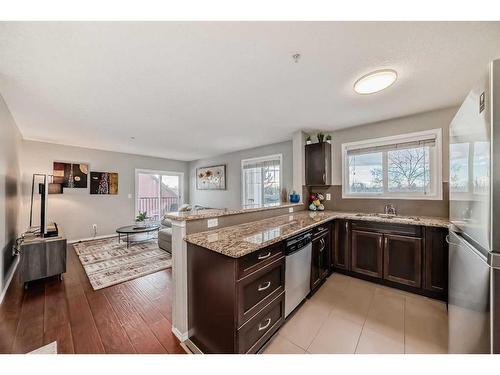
[
  {"x1": 237, "y1": 242, "x2": 284, "y2": 279},
  {"x1": 237, "y1": 256, "x2": 285, "y2": 327},
  {"x1": 351, "y1": 220, "x2": 422, "y2": 237},
  {"x1": 237, "y1": 292, "x2": 285, "y2": 354}
]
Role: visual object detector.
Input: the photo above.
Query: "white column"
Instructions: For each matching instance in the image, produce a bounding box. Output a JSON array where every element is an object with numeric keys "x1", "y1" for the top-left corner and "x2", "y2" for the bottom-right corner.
[
  {"x1": 292, "y1": 130, "x2": 307, "y2": 201},
  {"x1": 170, "y1": 219, "x2": 189, "y2": 341}
]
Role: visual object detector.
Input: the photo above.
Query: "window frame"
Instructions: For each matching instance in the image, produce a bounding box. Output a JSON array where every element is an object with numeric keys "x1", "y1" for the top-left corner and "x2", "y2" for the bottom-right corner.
[
  {"x1": 134, "y1": 168, "x2": 184, "y2": 221},
  {"x1": 241, "y1": 154, "x2": 283, "y2": 207},
  {"x1": 341, "y1": 129, "x2": 443, "y2": 200}
]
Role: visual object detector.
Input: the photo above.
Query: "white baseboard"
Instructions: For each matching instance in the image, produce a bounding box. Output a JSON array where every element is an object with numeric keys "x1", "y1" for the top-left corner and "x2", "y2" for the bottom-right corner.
[
  {"x1": 68, "y1": 233, "x2": 117, "y2": 244},
  {"x1": 172, "y1": 326, "x2": 189, "y2": 342},
  {"x1": 0, "y1": 256, "x2": 19, "y2": 305}
]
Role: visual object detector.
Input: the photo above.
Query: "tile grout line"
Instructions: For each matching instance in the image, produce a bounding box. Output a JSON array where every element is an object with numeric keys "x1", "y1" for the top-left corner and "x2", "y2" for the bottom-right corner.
[{"x1": 353, "y1": 288, "x2": 375, "y2": 354}]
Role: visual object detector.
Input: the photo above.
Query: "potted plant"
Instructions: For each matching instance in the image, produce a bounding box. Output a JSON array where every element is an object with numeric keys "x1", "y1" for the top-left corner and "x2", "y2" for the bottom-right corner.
[
  {"x1": 326, "y1": 134, "x2": 332, "y2": 144},
  {"x1": 306, "y1": 135, "x2": 312, "y2": 145},
  {"x1": 316, "y1": 132, "x2": 325, "y2": 143},
  {"x1": 135, "y1": 211, "x2": 149, "y2": 228}
]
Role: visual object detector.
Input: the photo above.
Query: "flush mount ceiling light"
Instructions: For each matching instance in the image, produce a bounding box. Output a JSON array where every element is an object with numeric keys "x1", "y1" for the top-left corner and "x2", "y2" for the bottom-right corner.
[{"x1": 354, "y1": 69, "x2": 398, "y2": 94}]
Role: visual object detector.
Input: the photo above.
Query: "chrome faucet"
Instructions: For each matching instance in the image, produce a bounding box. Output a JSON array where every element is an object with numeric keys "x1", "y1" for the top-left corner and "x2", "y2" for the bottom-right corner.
[{"x1": 384, "y1": 204, "x2": 397, "y2": 216}]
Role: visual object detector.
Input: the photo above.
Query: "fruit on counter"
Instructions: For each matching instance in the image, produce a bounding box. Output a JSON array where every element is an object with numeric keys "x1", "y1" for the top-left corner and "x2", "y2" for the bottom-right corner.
[{"x1": 309, "y1": 203, "x2": 317, "y2": 211}]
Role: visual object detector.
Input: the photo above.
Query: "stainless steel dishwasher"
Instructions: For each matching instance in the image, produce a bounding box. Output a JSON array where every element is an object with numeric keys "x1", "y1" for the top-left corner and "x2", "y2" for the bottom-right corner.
[{"x1": 284, "y1": 231, "x2": 312, "y2": 318}]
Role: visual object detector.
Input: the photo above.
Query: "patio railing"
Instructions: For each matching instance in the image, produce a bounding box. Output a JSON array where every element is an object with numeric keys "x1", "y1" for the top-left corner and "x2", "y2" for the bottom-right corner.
[{"x1": 137, "y1": 196, "x2": 179, "y2": 221}]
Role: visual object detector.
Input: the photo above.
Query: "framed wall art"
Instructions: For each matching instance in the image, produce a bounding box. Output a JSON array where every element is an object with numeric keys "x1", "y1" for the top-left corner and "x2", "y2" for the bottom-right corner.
[
  {"x1": 90, "y1": 171, "x2": 118, "y2": 195},
  {"x1": 53, "y1": 162, "x2": 89, "y2": 188},
  {"x1": 196, "y1": 164, "x2": 226, "y2": 190}
]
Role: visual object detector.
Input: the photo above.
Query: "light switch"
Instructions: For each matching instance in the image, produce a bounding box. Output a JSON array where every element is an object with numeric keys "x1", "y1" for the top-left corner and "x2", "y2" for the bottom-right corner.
[
  {"x1": 288, "y1": 207, "x2": 294, "y2": 213},
  {"x1": 326, "y1": 193, "x2": 331, "y2": 201},
  {"x1": 207, "y1": 218, "x2": 219, "y2": 228},
  {"x1": 128, "y1": 193, "x2": 132, "y2": 199}
]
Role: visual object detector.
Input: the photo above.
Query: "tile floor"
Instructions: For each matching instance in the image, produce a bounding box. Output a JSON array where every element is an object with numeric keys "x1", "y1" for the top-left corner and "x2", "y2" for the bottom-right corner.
[{"x1": 263, "y1": 273, "x2": 448, "y2": 354}]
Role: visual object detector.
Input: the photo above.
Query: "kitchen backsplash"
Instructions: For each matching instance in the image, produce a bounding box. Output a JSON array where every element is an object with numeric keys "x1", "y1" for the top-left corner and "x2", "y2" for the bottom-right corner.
[{"x1": 303, "y1": 183, "x2": 449, "y2": 218}]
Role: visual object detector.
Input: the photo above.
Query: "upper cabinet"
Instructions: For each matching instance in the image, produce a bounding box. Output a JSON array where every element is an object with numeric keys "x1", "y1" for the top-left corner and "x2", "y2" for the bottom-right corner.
[{"x1": 305, "y1": 142, "x2": 332, "y2": 186}]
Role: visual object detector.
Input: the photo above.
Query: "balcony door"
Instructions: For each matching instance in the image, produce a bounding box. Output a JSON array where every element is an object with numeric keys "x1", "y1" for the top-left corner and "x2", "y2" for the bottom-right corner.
[{"x1": 135, "y1": 169, "x2": 184, "y2": 222}]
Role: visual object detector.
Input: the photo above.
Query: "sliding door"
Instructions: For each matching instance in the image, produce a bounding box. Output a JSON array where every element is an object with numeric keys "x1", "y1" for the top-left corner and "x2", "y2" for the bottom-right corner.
[{"x1": 135, "y1": 169, "x2": 183, "y2": 221}]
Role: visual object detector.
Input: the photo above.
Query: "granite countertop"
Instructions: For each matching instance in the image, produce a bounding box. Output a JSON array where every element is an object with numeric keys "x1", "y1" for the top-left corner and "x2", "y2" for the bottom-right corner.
[
  {"x1": 184, "y1": 210, "x2": 450, "y2": 258},
  {"x1": 163, "y1": 202, "x2": 303, "y2": 221}
]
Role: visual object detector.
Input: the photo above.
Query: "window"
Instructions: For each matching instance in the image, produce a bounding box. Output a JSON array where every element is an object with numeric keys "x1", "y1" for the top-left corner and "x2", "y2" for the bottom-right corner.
[
  {"x1": 135, "y1": 169, "x2": 184, "y2": 221},
  {"x1": 242, "y1": 154, "x2": 282, "y2": 207},
  {"x1": 342, "y1": 129, "x2": 442, "y2": 199}
]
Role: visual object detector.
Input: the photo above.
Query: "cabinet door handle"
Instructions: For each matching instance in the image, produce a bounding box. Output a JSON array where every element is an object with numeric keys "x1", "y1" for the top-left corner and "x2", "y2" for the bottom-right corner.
[
  {"x1": 258, "y1": 318, "x2": 272, "y2": 331},
  {"x1": 257, "y1": 251, "x2": 271, "y2": 260},
  {"x1": 322, "y1": 173, "x2": 326, "y2": 183},
  {"x1": 379, "y1": 237, "x2": 383, "y2": 248},
  {"x1": 319, "y1": 238, "x2": 325, "y2": 252},
  {"x1": 345, "y1": 222, "x2": 349, "y2": 231},
  {"x1": 257, "y1": 281, "x2": 271, "y2": 292},
  {"x1": 384, "y1": 237, "x2": 388, "y2": 248}
]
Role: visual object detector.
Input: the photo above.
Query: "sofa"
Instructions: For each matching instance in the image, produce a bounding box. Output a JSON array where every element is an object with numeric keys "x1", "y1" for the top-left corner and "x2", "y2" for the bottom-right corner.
[{"x1": 158, "y1": 204, "x2": 209, "y2": 253}]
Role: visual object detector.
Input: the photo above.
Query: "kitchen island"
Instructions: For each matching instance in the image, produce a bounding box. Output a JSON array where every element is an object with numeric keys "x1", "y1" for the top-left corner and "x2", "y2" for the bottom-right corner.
[{"x1": 183, "y1": 210, "x2": 449, "y2": 354}]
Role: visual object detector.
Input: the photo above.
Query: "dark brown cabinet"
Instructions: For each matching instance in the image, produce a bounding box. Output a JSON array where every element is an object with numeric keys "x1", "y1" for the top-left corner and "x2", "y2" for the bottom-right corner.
[
  {"x1": 305, "y1": 142, "x2": 331, "y2": 185},
  {"x1": 311, "y1": 227, "x2": 330, "y2": 292},
  {"x1": 335, "y1": 220, "x2": 447, "y2": 301},
  {"x1": 333, "y1": 220, "x2": 350, "y2": 270},
  {"x1": 383, "y1": 234, "x2": 422, "y2": 288},
  {"x1": 188, "y1": 242, "x2": 285, "y2": 354},
  {"x1": 423, "y1": 227, "x2": 448, "y2": 295},
  {"x1": 351, "y1": 229, "x2": 383, "y2": 278}
]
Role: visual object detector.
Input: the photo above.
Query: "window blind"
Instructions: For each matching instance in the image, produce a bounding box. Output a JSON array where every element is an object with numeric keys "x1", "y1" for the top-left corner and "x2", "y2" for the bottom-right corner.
[
  {"x1": 242, "y1": 157, "x2": 281, "y2": 170},
  {"x1": 346, "y1": 136, "x2": 436, "y2": 156}
]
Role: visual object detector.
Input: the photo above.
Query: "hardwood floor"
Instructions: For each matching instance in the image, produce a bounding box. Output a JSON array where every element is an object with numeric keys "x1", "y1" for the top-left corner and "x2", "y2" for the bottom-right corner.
[{"x1": 0, "y1": 244, "x2": 185, "y2": 354}]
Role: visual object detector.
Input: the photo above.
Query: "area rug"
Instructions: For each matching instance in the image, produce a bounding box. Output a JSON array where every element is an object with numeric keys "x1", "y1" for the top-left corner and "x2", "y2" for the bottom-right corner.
[
  {"x1": 29, "y1": 341, "x2": 57, "y2": 354},
  {"x1": 73, "y1": 237, "x2": 172, "y2": 290}
]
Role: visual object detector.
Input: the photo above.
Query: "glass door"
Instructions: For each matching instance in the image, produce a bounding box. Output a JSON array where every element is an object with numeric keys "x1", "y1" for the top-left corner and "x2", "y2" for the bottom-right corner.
[{"x1": 136, "y1": 169, "x2": 183, "y2": 222}]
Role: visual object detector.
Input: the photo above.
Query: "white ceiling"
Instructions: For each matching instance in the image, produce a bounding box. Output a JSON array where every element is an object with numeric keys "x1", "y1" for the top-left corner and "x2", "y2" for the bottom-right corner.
[{"x1": 1, "y1": 22, "x2": 500, "y2": 161}]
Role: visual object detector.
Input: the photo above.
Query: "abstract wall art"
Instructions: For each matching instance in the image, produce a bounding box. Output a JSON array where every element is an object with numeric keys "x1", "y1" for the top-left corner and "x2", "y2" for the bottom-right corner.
[
  {"x1": 90, "y1": 172, "x2": 118, "y2": 195},
  {"x1": 53, "y1": 162, "x2": 89, "y2": 188}
]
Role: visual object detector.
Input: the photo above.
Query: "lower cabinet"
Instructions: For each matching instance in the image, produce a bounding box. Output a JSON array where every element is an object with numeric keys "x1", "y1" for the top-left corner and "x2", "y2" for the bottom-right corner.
[
  {"x1": 311, "y1": 227, "x2": 331, "y2": 293},
  {"x1": 187, "y1": 241, "x2": 285, "y2": 354},
  {"x1": 333, "y1": 220, "x2": 350, "y2": 270},
  {"x1": 335, "y1": 221, "x2": 448, "y2": 301},
  {"x1": 423, "y1": 227, "x2": 448, "y2": 294},
  {"x1": 351, "y1": 229, "x2": 383, "y2": 278},
  {"x1": 383, "y1": 234, "x2": 422, "y2": 288}
]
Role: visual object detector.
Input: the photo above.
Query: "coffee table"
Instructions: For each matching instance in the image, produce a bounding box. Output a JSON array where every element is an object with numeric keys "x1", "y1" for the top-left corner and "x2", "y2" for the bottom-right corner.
[{"x1": 116, "y1": 224, "x2": 161, "y2": 248}]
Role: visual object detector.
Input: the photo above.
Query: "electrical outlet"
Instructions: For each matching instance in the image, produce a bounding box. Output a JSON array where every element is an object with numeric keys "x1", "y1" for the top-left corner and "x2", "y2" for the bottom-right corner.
[
  {"x1": 128, "y1": 193, "x2": 132, "y2": 199},
  {"x1": 92, "y1": 224, "x2": 97, "y2": 237},
  {"x1": 326, "y1": 193, "x2": 331, "y2": 201},
  {"x1": 288, "y1": 207, "x2": 294, "y2": 213},
  {"x1": 207, "y1": 218, "x2": 218, "y2": 228}
]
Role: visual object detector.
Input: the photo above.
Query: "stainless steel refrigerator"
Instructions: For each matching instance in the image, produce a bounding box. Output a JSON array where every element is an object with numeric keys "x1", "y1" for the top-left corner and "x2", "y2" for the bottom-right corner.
[{"x1": 448, "y1": 59, "x2": 500, "y2": 354}]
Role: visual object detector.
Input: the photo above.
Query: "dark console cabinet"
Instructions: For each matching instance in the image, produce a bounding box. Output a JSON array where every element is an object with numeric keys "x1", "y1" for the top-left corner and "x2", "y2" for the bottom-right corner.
[{"x1": 305, "y1": 142, "x2": 331, "y2": 186}]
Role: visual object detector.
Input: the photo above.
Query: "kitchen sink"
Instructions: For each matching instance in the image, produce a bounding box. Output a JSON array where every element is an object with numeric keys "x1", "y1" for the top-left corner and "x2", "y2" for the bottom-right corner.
[{"x1": 353, "y1": 213, "x2": 420, "y2": 222}]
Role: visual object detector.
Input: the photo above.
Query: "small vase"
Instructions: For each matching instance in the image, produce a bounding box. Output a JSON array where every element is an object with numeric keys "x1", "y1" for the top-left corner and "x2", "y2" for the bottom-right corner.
[{"x1": 135, "y1": 220, "x2": 146, "y2": 229}]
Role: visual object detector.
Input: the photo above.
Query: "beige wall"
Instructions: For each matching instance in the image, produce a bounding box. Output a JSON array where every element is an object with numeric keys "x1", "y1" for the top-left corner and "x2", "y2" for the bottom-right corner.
[
  {"x1": 20, "y1": 141, "x2": 190, "y2": 242},
  {"x1": 329, "y1": 107, "x2": 458, "y2": 185},
  {"x1": 0, "y1": 94, "x2": 22, "y2": 297}
]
